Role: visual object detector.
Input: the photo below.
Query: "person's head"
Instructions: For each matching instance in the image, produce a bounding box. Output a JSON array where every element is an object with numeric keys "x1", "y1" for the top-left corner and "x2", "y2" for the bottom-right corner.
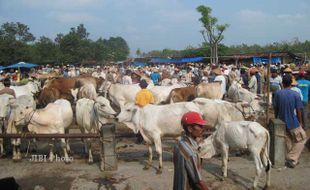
[
  {"x1": 181, "y1": 112, "x2": 208, "y2": 138},
  {"x1": 139, "y1": 79, "x2": 148, "y2": 89},
  {"x1": 283, "y1": 67, "x2": 292, "y2": 75},
  {"x1": 271, "y1": 68, "x2": 278, "y2": 77},
  {"x1": 299, "y1": 70, "x2": 306, "y2": 78},
  {"x1": 282, "y1": 74, "x2": 292, "y2": 88},
  {"x1": 3, "y1": 78, "x2": 11, "y2": 87},
  {"x1": 249, "y1": 67, "x2": 257, "y2": 75}
]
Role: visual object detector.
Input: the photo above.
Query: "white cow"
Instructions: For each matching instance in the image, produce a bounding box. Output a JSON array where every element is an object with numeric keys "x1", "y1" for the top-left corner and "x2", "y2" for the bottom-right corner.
[
  {"x1": 198, "y1": 121, "x2": 271, "y2": 189},
  {"x1": 227, "y1": 81, "x2": 265, "y2": 120},
  {"x1": 192, "y1": 98, "x2": 245, "y2": 127},
  {"x1": 0, "y1": 94, "x2": 14, "y2": 155},
  {"x1": 7, "y1": 99, "x2": 73, "y2": 162},
  {"x1": 105, "y1": 83, "x2": 141, "y2": 109},
  {"x1": 76, "y1": 96, "x2": 116, "y2": 163},
  {"x1": 117, "y1": 102, "x2": 201, "y2": 174},
  {"x1": 71, "y1": 84, "x2": 97, "y2": 102},
  {"x1": 11, "y1": 80, "x2": 41, "y2": 97}
]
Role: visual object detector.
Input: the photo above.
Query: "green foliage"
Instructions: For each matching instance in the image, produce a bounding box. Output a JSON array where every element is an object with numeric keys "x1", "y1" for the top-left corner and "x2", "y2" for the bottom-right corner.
[{"x1": 0, "y1": 22, "x2": 130, "y2": 66}]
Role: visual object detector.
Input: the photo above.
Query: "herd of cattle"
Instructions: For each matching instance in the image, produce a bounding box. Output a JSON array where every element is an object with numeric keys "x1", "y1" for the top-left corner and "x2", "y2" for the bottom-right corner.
[{"x1": 0, "y1": 74, "x2": 270, "y2": 188}]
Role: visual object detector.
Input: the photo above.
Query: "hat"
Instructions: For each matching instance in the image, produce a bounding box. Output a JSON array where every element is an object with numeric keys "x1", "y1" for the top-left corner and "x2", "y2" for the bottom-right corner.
[
  {"x1": 181, "y1": 111, "x2": 207, "y2": 126},
  {"x1": 213, "y1": 68, "x2": 222, "y2": 75},
  {"x1": 291, "y1": 78, "x2": 298, "y2": 86},
  {"x1": 299, "y1": 70, "x2": 306, "y2": 77},
  {"x1": 283, "y1": 67, "x2": 292, "y2": 73}
]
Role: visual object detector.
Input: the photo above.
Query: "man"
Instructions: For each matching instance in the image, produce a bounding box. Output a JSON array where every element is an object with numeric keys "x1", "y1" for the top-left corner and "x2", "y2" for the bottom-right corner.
[
  {"x1": 213, "y1": 68, "x2": 226, "y2": 95},
  {"x1": 297, "y1": 70, "x2": 310, "y2": 128},
  {"x1": 273, "y1": 74, "x2": 307, "y2": 168},
  {"x1": 150, "y1": 68, "x2": 161, "y2": 85},
  {"x1": 0, "y1": 78, "x2": 16, "y2": 98},
  {"x1": 248, "y1": 67, "x2": 258, "y2": 94},
  {"x1": 134, "y1": 79, "x2": 154, "y2": 143},
  {"x1": 173, "y1": 111, "x2": 209, "y2": 190}
]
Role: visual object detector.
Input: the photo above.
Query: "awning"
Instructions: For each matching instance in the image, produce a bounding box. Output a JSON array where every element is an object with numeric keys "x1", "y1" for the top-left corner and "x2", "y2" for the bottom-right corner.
[
  {"x1": 150, "y1": 57, "x2": 204, "y2": 64},
  {"x1": 5, "y1": 62, "x2": 39, "y2": 69}
]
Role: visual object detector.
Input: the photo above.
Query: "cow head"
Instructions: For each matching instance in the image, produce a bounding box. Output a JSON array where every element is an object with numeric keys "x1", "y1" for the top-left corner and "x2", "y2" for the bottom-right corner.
[
  {"x1": 198, "y1": 134, "x2": 217, "y2": 159},
  {"x1": 116, "y1": 103, "x2": 140, "y2": 133},
  {"x1": 0, "y1": 94, "x2": 15, "y2": 119},
  {"x1": 94, "y1": 96, "x2": 117, "y2": 119},
  {"x1": 10, "y1": 104, "x2": 33, "y2": 127}
]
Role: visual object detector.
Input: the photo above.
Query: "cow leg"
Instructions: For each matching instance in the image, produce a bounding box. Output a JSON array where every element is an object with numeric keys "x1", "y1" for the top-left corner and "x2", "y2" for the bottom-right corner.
[
  {"x1": 221, "y1": 144, "x2": 229, "y2": 177},
  {"x1": 12, "y1": 145, "x2": 17, "y2": 161},
  {"x1": 252, "y1": 150, "x2": 263, "y2": 189},
  {"x1": 61, "y1": 138, "x2": 71, "y2": 164},
  {"x1": 143, "y1": 145, "x2": 152, "y2": 170},
  {"x1": 0, "y1": 139, "x2": 3, "y2": 156},
  {"x1": 48, "y1": 142, "x2": 55, "y2": 162},
  {"x1": 153, "y1": 135, "x2": 163, "y2": 174},
  {"x1": 87, "y1": 139, "x2": 93, "y2": 164},
  {"x1": 65, "y1": 128, "x2": 71, "y2": 153}
]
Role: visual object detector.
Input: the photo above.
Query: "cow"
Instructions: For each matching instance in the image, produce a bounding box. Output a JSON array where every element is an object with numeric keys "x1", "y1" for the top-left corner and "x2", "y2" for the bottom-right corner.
[
  {"x1": 39, "y1": 77, "x2": 104, "y2": 106},
  {"x1": 76, "y1": 96, "x2": 116, "y2": 163},
  {"x1": 150, "y1": 84, "x2": 185, "y2": 104},
  {"x1": 165, "y1": 85, "x2": 196, "y2": 103},
  {"x1": 164, "y1": 83, "x2": 223, "y2": 104},
  {"x1": 11, "y1": 80, "x2": 41, "y2": 97},
  {"x1": 195, "y1": 82, "x2": 223, "y2": 100},
  {"x1": 192, "y1": 98, "x2": 244, "y2": 127},
  {"x1": 226, "y1": 81, "x2": 266, "y2": 120},
  {"x1": 0, "y1": 94, "x2": 14, "y2": 156},
  {"x1": 198, "y1": 121, "x2": 271, "y2": 189},
  {"x1": 71, "y1": 84, "x2": 97, "y2": 102},
  {"x1": 7, "y1": 99, "x2": 73, "y2": 162},
  {"x1": 116, "y1": 102, "x2": 201, "y2": 174}
]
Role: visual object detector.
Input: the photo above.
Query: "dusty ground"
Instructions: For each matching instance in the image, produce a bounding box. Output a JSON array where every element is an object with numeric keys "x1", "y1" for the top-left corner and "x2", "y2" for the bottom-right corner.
[{"x1": 0, "y1": 125, "x2": 310, "y2": 190}]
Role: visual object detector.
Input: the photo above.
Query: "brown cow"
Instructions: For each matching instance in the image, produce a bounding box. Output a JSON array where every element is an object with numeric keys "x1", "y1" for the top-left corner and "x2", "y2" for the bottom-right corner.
[
  {"x1": 164, "y1": 82, "x2": 223, "y2": 104},
  {"x1": 39, "y1": 77, "x2": 104, "y2": 107}
]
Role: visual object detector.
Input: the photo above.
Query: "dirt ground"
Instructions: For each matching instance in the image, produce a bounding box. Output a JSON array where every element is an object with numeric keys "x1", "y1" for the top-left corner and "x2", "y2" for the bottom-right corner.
[{"x1": 1, "y1": 121, "x2": 310, "y2": 190}]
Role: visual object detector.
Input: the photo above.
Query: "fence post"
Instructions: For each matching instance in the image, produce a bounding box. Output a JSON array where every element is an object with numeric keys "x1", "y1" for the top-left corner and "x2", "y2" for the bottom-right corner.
[
  {"x1": 269, "y1": 118, "x2": 286, "y2": 168},
  {"x1": 100, "y1": 123, "x2": 117, "y2": 171}
]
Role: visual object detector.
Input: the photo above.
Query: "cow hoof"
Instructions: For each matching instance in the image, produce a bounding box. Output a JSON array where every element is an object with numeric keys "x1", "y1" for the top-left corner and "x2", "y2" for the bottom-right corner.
[
  {"x1": 65, "y1": 160, "x2": 71, "y2": 164},
  {"x1": 88, "y1": 160, "x2": 94, "y2": 165},
  {"x1": 143, "y1": 165, "x2": 150, "y2": 170},
  {"x1": 156, "y1": 169, "x2": 162, "y2": 175}
]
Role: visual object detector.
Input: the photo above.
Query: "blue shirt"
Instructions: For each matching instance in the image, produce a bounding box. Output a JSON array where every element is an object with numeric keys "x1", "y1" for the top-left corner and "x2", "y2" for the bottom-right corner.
[
  {"x1": 273, "y1": 89, "x2": 303, "y2": 129},
  {"x1": 150, "y1": 72, "x2": 160, "y2": 85},
  {"x1": 297, "y1": 79, "x2": 310, "y2": 103}
]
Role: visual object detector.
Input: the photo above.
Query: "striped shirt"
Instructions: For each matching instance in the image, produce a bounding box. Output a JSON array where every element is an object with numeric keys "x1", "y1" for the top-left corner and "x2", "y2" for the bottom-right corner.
[{"x1": 173, "y1": 134, "x2": 203, "y2": 190}]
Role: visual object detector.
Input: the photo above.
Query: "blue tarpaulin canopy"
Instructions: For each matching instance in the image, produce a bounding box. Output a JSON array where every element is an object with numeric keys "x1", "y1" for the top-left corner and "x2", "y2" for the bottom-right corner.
[
  {"x1": 253, "y1": 57, "x2": 281, "y2": 65},
  {"x1": 131, "y1": 62, "x2": 146, "y2": 67},
  {"x1": 0, "y1": 66, "x2": 5, "y2": 70},
  {"x1": 151, "y1": 57, "x2": 204, "y2": 64},
  {"x1": 5, "y1": 62, "x2": 38, "y2": 69}
]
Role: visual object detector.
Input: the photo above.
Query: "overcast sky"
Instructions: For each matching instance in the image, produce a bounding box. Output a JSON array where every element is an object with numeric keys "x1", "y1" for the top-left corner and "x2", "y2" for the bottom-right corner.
[{"x1": 1, "y1": 0, "x2": 310, "y2": 56}]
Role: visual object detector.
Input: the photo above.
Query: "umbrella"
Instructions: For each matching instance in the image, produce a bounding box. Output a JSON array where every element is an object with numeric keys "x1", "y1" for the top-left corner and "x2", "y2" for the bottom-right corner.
[{"x1": 5, "y1": 62, "x2": 38, "y2": 69}]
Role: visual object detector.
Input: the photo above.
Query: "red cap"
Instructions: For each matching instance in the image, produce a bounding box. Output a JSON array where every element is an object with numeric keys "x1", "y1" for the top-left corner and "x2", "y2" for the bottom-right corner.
[
  {"x1": 299, "y1": 70, "x2": 305, "y2": 77},
  {"x1": 181, "y1": 111, "x2": 207, "y2": 126}
]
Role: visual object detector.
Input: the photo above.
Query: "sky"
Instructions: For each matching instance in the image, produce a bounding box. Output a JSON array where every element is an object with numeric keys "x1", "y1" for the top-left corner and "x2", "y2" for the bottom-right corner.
[{"x1": 0, "y1": 0, "x2": 310, "y2": 56}]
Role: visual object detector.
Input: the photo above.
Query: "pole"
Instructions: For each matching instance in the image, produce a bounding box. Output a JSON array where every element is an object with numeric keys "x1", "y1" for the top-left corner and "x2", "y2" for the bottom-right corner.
[{"x1": 266, "y1": 53, "x2": 271, "y2": 126}]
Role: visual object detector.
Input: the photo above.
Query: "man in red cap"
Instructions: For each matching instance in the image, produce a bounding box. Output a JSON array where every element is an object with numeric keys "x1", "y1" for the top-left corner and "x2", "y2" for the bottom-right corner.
[{"x1": 173, "y1": 111, "x2": 209, "y2": 190}]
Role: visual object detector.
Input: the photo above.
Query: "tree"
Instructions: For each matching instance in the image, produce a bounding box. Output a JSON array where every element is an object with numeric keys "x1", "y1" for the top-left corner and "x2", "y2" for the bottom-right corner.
[
  {"x1": 136, "y1": 48, "x2": 141, "y2": 58},
  {"x1": 197, "y1": 5, "x2": 228, "y2": 65},
  {"x1": 0, "y1": 22, "x2": 35, "y2": 65}
]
